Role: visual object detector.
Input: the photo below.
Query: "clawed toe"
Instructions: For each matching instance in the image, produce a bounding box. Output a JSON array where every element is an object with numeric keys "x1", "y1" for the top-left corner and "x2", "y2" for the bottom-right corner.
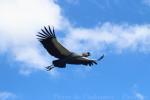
[{"x1": 45, "y1": 65, "x2": 55, "y2": 71}]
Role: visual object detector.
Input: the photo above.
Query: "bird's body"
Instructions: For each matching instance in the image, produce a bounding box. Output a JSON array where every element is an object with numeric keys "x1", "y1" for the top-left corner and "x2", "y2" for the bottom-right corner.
[
  {"x1": 37, "y1": 26, "x2": 104, "y2": 71},
  {"x1": 53, "y1": 52, "x2": 96, "y2": 67}
]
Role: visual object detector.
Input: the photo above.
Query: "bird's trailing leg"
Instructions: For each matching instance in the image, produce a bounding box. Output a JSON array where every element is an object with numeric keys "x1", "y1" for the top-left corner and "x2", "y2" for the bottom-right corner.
[
  {"x1": 97, "y1": 54, "x2": 104, "y2": 61},
  {"x1": 45, "y1": 65, "x2": 55, "y2": 71}
]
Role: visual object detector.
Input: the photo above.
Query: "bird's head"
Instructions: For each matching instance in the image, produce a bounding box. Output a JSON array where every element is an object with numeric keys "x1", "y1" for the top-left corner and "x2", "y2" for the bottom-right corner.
[{"x1": 82, "y1": 52, "x2": 91, "y2": 57}]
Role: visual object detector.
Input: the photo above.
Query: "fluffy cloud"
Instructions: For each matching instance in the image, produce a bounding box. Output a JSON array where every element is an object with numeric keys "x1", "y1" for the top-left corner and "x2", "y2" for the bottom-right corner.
[
  {"x1": 0, "y1": 0, "x2": 150, "y2": 75},
  {"x1": 64, "y1": 23, "x2": 150, "y2": 54},
  {"x1": 143, "y1": 0, "x2": 150, "y2": 6},
  {"x1": 0, "y1": 0, "x2": 69, "y2": 75},
  {"x1": 135, "y1": 92, "x2": 145, "y2": 100},
  {"x1": 0, "y1": 91, "x2": 16, "y2": 100}
]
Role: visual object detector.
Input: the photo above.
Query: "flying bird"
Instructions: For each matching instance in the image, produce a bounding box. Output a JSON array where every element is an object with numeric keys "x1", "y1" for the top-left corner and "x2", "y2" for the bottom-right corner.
[{"x1": 37, "y1": 26, "x2": 104, "y2": 71}]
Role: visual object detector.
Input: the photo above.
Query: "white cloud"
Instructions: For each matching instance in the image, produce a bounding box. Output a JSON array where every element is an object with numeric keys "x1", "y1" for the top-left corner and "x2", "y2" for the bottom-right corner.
[
  {"x1": 135, "y1": 92, "x2": 145, "y2": 100},
  {"x1": 122, "y1": 85, "x2": 146, "y2": 100},
  {"x1": 0, "y1": 91, "x2": 16, "y2": 100},
  {"x1": 143, "y1": 0, "x2": 150, "y2": 6},
  {"x1": 0, "y1": 0, "x2": 70, "y2": 75},
  {"x1": 0, "y1": 0, "x2": 150, "y2": 75},
  {"x1": 132, "y1": 84, "x2": 145, "y2": 100},
  {"x1": 64, "y1": 23, "x2": 150, "y2": 54}
]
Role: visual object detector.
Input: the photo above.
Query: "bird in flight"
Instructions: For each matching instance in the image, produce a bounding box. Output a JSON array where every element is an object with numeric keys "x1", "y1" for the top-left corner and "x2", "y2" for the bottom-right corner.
[{"x1": 37, "y1": 26, "x2": 104, "y2": 71}]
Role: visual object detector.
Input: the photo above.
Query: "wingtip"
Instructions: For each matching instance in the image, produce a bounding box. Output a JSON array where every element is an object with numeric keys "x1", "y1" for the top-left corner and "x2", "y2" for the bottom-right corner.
[
  {"x1": 37, "y1": 25, "x2": 56, "y2": 40},
  {"x1": 48, "y1": 25, "x2": 56, "y2": 37},
  {"x1": 52, "y1": 26, "x2": 56, "y2": 37}
]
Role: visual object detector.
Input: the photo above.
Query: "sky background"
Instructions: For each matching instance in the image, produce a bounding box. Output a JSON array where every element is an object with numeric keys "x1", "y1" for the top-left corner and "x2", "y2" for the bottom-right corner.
[{"x1": 0, "y1": 0, "x2": 150, "y2": 100}]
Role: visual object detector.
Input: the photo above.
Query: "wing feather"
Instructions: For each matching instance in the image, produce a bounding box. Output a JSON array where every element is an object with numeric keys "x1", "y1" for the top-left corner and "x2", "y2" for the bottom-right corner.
[
  {"x1": 65, "y1": 53, "x2": 97, "y2": 66},
  {"x1": 37, "y1": 26, "x2": 71, "y2": 59},
  {"x1": 74, "y1": 57, "x2": 97, "y2": 66}
]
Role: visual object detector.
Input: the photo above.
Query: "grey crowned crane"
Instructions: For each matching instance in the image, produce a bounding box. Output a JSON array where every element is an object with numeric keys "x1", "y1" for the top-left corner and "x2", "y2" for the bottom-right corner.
[{"x1": 37, "y1": 26, "x2": 104, "y2": 71}]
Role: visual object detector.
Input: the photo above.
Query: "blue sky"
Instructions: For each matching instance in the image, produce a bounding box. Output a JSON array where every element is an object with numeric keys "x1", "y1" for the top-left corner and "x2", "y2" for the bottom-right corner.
[{"x1": 0, "y1": 0, "x2": 150, "y2": 100}]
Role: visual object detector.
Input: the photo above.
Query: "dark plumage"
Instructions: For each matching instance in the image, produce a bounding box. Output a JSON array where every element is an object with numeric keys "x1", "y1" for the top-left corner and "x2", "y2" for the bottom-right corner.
[{"x1": 37, "y1": 26, "x2": 104, "y2": 71}]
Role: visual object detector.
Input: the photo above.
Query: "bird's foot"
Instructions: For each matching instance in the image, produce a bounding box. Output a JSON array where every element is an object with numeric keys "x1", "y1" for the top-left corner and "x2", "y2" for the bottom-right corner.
[
  {"x1": 45, "y1": 65, "x2": 55, "y2": 71},
  {"x1": 97, "y1": 54, "x2": 104, "y2": 61}
]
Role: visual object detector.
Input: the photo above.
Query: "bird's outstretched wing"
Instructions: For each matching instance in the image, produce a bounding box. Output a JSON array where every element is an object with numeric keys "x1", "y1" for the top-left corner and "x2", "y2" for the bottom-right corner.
[{"x1": 37, "y1": 26, "x2": 71, "y2": 59}]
